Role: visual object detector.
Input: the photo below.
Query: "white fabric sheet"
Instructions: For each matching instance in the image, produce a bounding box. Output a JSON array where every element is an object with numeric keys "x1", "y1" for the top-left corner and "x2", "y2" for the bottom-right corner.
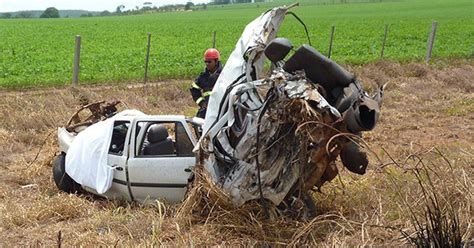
[
  {"x1": 65, "y1": 110, "x2": 144, "y2": 194},
  {"x1": 202, "y1": 6, "x2": 287, "y2": 134}
]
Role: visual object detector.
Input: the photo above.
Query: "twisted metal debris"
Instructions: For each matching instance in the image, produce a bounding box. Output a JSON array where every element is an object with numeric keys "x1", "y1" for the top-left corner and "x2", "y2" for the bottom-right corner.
[{"x1": 196, "y1": 5, "x2": 383, "y2": 212}]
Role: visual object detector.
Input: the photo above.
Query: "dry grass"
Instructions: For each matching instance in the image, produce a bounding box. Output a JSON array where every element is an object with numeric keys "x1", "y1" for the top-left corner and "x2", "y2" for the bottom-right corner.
[{"x1": 0, "y1": 59, "x2": 472, "y2": 246}]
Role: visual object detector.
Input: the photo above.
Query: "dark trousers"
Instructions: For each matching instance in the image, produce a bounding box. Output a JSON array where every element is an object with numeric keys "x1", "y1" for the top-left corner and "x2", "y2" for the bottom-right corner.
[{"x1": 196, "y1": 107, "x2": 207, "y2": 119}]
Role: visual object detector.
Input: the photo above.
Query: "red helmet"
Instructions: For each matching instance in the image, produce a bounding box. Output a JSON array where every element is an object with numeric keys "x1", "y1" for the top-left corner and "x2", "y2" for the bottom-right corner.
[{"x1": 204, "y1": 48, "x2": 220, "y2": 60}]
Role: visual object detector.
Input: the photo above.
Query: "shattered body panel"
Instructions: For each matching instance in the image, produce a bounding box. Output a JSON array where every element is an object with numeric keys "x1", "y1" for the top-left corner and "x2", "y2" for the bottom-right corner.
[{"x1": 201, "y1": 70, "x2": 346, "y2": 206}]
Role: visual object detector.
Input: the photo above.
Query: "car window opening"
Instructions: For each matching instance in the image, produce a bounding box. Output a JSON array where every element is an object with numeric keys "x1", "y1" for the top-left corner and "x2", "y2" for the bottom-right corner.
[
  {"x1": 137, "y1": 121, "x2": 194, "y2": 157},
  {"x1": 109, "y1": 121, "x2": 130, "y2": 155}
]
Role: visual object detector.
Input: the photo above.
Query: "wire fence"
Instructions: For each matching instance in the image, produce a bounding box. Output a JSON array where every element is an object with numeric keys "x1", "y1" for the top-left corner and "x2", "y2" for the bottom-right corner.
[{"x1": 71, "y1": 21, "x2": 439, "y2": 85}]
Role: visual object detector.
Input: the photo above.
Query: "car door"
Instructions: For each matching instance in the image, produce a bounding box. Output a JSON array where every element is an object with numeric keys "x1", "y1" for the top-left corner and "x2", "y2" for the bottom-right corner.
[
  {"x1": 102, "y1": 120, "x2": 132, "y2": 201},
  {"x1": 127, "y1": 120, "x2": 195, "y2": 203}
]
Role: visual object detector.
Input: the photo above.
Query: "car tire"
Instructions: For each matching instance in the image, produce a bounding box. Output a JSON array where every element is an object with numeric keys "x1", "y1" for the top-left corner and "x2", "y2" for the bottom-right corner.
[{"x1": 52, "y1": 153, "x2": 81, "y2": 193}]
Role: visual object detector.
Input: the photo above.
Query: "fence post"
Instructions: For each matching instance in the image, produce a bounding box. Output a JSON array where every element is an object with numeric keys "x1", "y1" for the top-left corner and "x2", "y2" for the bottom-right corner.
[
  {"x1": 212, "y1": 31, "x2": 216, "y2": 48},
  {"x1": 72, "y1": 35, "x2": 81, "y2": 86},
  {"x1": 144, "y1": 32, "x2": 152, "y2": 83},
  {"x1": 328, "y1": 25, "x2": 335, "y2": 58},
  {"x1": 425, "y1": 21, "x2": 438, "y2": 62},
  {"x1": 380, "y1": 24, "x2": 389, "y2": 58},
  {"x1": 57, "y1": 230, "x2": 62, "y2": 248}
]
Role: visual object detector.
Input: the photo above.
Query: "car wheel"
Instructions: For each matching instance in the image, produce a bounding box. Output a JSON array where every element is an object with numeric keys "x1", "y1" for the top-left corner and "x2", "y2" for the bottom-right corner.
[{"x1": 52, "y1": 153, "x2": 81, "y2": 193}]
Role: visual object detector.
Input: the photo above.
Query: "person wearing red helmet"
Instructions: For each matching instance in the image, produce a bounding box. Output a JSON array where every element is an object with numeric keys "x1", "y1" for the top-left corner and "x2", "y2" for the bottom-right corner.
[{"x1": 190, "y1": 48, "x2": 223, "y2": 118}]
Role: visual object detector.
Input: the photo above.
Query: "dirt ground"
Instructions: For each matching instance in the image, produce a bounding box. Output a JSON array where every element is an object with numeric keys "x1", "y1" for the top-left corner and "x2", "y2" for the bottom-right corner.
[{"x1": 0, "y1": 59, "x2": 472, "y2": 246}]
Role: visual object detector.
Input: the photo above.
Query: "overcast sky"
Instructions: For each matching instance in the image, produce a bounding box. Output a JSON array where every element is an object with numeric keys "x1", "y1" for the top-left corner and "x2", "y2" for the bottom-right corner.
[{"x1": 0, "y1": 0, "x2": 210, "y2": 12}]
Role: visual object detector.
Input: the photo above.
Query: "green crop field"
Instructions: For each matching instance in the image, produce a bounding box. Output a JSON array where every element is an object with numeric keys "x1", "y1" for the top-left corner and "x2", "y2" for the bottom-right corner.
[{"x1": 0, "y1": 0, "x2": 472, "y2": 88}]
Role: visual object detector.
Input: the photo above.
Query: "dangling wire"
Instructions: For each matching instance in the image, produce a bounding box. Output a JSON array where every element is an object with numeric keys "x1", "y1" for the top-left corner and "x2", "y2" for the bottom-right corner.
[
  {"x1": 286, "y1": 11, "x2": 312, "y2": 46},
  {"x1": 255, "y1": 86, "x2": 277, "y2": 220}
]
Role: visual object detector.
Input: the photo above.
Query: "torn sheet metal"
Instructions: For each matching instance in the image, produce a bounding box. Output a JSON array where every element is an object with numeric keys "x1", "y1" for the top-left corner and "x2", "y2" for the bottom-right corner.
[
  {"x1": 208, "y1": 70, "x2": 345, "y2": 206},
  {"x1": 203, "y1": 6, "x2": 288, "y2": 134}
]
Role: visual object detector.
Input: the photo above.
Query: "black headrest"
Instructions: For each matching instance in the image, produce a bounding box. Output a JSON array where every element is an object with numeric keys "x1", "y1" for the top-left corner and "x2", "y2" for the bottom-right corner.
[
  {"x1": 147, "y1": 124, "x2": 169, "y2": 143},
  {"x1": 283, "y1": 45, "x2": 354, "y2": 91},
  {"x1": 264, "y1": 37, "x2": 293, "y2": 63}
]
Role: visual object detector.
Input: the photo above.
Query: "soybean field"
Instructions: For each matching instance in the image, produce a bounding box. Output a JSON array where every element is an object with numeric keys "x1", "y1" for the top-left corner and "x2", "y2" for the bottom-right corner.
[{"x1": 0, "y1": 0, "x2": 472, "y2": 88}]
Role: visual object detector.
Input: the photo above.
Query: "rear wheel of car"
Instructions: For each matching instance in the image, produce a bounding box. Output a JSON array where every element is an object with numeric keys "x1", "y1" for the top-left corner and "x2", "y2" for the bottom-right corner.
[{"x1": 52, "y1": 153, "x2": 81, "y2": 193}]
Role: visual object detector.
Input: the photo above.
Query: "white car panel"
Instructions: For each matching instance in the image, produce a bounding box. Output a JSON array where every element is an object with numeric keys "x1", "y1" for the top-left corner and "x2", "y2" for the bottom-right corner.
[
  {"x1": 105, "y1": 153, "x2": 132, "y2": 201},
  {"x1": 127, "y1": 156, "x2": 195, "y2": 203},
  {"x1": 58, "y1": 127, "x2": 76, "y2": 153},
  {"x1": 59, "y1": 114, "x2": 199, "y2": 203}
]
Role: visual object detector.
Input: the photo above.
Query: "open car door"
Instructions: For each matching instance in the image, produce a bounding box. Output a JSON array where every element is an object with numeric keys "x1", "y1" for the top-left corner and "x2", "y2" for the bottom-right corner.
[{"x1": 126, "y1": 116, "x2": 196, "y2": 203}]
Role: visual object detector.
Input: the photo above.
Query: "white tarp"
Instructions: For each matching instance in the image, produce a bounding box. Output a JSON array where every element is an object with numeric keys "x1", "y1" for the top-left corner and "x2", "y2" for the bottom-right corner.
[
  {"x1": 202, "y1": 6, "x2": 288, "y2": 134},
  {"x1": 65, "y1": 110, "x2": 144, "y2": 194}
]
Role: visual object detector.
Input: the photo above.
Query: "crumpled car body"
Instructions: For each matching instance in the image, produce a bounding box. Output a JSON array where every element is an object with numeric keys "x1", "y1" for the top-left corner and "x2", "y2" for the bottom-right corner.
[{"x1": 198, "y1": 5, "x2": 383, "y2": 208}]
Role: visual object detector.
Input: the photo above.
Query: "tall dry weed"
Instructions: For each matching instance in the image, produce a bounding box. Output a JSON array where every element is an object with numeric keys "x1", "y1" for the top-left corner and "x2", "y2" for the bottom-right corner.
[{"x1": 0, "y1": 61, "x2": 472, "y2": 246}]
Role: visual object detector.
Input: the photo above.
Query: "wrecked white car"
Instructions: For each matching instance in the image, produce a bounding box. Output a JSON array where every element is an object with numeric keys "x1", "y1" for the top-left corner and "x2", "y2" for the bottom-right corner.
[
  {"x1": 196, "y1": 4, "x2": 383, "y2": 214},
  {"x1": 53, "y1": 4, "x2": 383, "y2": 209},
  {"x1": 53, "y1": 101, "x2": 201, "y2": 203}
]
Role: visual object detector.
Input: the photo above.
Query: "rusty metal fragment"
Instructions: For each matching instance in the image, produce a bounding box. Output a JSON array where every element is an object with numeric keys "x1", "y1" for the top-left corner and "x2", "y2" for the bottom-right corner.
[{"x1": 66, "y1": 100, "x2": 121, "y2": 132}]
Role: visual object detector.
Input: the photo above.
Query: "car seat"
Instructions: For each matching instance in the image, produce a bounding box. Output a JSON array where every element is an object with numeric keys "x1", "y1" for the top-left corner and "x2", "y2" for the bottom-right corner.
[
  {"x1": 143, "y1": 124, "x2": 175, "y2": 155},
  {"x1": 283, "y1": 44, "x2": 355, "y2": 105}
]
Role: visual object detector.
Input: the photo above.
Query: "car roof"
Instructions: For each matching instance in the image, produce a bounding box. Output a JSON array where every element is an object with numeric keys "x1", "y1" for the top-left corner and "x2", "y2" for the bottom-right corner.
[{"x1": 113, "y1": 115, "x2": 187, "y2": 122}]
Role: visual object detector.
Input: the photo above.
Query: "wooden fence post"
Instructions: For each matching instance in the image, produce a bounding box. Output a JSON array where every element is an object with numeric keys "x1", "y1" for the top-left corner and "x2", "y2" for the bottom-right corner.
[
  {"x1": 57, "y1": 230, "x2": 62, "y2": 248},
  {"x1": 144, "y1": 32, "x2": 151, "y2": 83},
  {"x1": 328, "y1": 26, "x2": 335, "y2": 58},
  {"x1": 380, "y1": 24, "x2": 389, "y2": 58},
  {"x1": 72, "y1": 35, "x2": 81, "y2": 86},
  {"x1": 426, "y1": 21, "x2": 438, "y2": 62},
  {"x1": 212, "y1": 31, "x2": 216, "y2": 48}
]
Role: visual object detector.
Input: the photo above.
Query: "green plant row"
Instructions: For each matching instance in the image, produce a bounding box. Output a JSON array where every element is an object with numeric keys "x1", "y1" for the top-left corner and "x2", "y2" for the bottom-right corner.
[{"x1": 0, "y1": 0, "x2": 472, "y2": 88}]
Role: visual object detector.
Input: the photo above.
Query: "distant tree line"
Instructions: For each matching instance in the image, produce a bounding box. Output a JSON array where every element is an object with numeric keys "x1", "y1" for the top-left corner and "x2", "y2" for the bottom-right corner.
[
  {"x1": 111, "y1": 2, "x2": 207, "y2": 16},
  {"x1": 211, "y1": 0, "x2": 265, "y2": 3},
  {"x1": 0, "y1": 7, "x2": 60, "y2": 19},
  {"x1": 0, "y1": 8, "x2": 101, "y2": 19},
  {"x1": 1, "y1": 11, "x2": 34, "y2": 19},
  {"x1": 0, "y1": 0, "x2": 268, "y2": 19}
]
